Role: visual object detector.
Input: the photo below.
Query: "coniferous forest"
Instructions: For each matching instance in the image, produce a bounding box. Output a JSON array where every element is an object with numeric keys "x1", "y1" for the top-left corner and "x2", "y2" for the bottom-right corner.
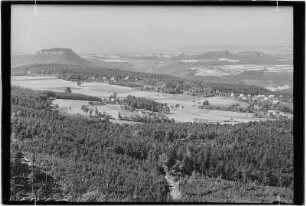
[
  {"x1": 6, "y1": 3, "x2": 304, "y2": 203},
  {"x1": 9, "y1": 86, "x2": 293, "y2": 203}
]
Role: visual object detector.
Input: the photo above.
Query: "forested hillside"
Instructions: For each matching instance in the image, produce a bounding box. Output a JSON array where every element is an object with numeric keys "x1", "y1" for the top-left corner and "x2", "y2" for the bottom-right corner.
[
  {"x1": 10, "y1": 146, "x2": 65, "y2": 202},
  {"x1": 9, "y1": 86, "x2": 293, "y2": 202}
]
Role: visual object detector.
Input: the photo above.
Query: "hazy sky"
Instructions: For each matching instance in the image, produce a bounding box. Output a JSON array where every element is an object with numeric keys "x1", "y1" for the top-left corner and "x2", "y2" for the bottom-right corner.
[{"x1": 12, "y1": 5, "x2": 293, "y2": 54}]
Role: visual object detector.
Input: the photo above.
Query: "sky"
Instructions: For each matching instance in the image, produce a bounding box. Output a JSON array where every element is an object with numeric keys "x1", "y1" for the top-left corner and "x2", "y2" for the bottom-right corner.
[{"x1": 12, "y1": 5, "x2": 293, "y2": 54}]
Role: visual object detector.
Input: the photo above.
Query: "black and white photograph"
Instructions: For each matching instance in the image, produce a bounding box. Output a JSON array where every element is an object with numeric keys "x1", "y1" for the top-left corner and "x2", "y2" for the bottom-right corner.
[{"x1": 3, "y1": 1, "x2": 304, "y2": 204}]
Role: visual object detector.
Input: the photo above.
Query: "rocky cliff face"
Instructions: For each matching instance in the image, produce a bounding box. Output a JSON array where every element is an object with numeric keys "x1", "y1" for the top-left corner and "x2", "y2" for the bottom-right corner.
[{"x1": 12, "y1": 48, "x2": 92, "y2": 68}]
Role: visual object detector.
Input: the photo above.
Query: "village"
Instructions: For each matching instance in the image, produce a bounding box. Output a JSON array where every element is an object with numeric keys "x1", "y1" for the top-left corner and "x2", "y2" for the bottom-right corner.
[
  {"x1": 63, "y1": 85, "x2": 293, "y2": 124},
  {"x1": 85, "y1": 75, "x2": 293, "y2": 121}
]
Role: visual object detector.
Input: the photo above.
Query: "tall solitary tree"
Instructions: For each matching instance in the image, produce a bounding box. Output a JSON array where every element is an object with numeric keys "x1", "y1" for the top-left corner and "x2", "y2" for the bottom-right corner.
[
  {"x1": 203, "y1": 100, "x2": 210, "y2": 106},
  {"x1": 64, "y1": 87, "x2": 72, "y2": 93}
]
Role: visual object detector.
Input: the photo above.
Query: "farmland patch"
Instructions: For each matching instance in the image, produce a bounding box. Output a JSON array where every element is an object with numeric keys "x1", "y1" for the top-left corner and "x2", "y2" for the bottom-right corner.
[{"x1": 12, "y1": 75, "x2": 262, "y2": 124}]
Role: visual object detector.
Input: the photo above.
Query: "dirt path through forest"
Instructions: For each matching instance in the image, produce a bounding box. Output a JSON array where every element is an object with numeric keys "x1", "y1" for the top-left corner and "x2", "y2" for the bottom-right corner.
[{"x1": 165, "y1": 173, "x2": 181, "y2": 200}]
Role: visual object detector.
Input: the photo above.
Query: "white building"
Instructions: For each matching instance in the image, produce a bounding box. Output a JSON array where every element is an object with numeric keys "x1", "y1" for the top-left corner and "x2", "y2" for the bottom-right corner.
[
  {"x1": 267, "y1": 110, "x2": 278, "y2": 116},
  {"x1": 268, "y1": 95, "x2": 275, "y2": 98}
]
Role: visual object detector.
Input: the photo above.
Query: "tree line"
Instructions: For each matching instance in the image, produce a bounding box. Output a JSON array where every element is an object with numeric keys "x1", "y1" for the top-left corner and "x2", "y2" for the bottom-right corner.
[{"x1": 122, "y1": 95, "x2": 170, "y2": 113}]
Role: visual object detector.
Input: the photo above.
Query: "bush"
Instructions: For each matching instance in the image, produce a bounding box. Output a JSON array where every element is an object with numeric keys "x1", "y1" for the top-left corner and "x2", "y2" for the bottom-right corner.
[
  {"x1": 64, "y1": 87, "x2": 72, "y2": 93},
  {"x1": 203, "y1": 100, "x2": 210, "y2": 106}
]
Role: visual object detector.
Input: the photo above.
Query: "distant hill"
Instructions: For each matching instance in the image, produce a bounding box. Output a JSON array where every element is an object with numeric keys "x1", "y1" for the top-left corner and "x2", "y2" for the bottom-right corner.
[
  {"x1": 82, "y1": 50, "x2": 281, "y2": 77},
  {"x1": 12, "y1": 48, "x2": 92, "y2": 68},
  {"x1": 12, "y1": 48, "x2": 291, "y2": 92},
  {"x1": 235, "y1": 51, "x2": 278, "y2": 64},
  {"x1": 172, "y1": 50, "x2": 277, "y2": 64}
]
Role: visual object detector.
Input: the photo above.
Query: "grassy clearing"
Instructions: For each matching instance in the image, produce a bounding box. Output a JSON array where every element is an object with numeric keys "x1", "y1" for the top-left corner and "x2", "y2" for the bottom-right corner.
[
  {"x1": 85, "y1": 82, "x2": 135, "y2": 93},
  {"x1": 53, "y1": 99, "x2": 121, "y2": 119},
  {"x1": 53, "y1": 98, "x2": 264, "y2": 124},
  {"x1": 11, "y1": 75, "x2": 79, "y2": 92}
]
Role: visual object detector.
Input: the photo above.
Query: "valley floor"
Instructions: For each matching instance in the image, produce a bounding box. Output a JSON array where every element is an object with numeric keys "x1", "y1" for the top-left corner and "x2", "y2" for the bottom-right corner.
[{"x1": 11, "y1": 75, "x2": 268, "y2": 124}]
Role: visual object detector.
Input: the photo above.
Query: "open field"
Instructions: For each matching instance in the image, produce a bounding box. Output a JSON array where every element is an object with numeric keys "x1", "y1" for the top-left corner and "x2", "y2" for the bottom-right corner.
[
  {"x1": 53, "y1": 99, "x2": 121, "y2": 119},
  {"x1": 167, "y1": 107, "x2": 258, "y2": 123},
  {"x1": 11, "y1": 76, "x2": 135, "y2": 97},
  {"x1": 12, "y1": 75, "x2": 266, "y2": 123},
  {"x1": 53, "y1": 98, "x2": 262, "y2": 124},
  {"x1": 53, "y1": 99, "x2": 142, "y2": 125},
  {"x1": 191, "y1": 64, "x2": 293, "y2": 77}
]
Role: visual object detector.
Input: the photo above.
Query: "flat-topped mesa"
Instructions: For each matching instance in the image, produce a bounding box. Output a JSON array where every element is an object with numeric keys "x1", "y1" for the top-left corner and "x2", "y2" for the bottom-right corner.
[
  {"x1": 37, "y1": 48, "x2": 76, "y2": 56},
  {"x1": 237, "y1": 50, "x2": 268, "y2": 58},
  {"x1": 29, "y1": 48, "x2": 92, "y2": 66}
]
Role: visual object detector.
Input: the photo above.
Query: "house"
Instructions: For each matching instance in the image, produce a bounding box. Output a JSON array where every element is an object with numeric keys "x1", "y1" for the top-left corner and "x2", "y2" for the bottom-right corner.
[
  {"x1": 254, "y1": 105, "x2": 260, "y2": 110},
  {"x1": 279, "y1": 111, "x2": 285, "y2": 116},
  {"x1": 167, "y1": 105, "x2": 173, "y2": 111},
  {"x1": 194, "y1": 118, "x2": 208, "y2": 123},
  {"x1": 252, "y1": 97, "x2": 258, "y2": 103},
  {"x1": 100, "y1": 117, "x2": 107, "y2": 122},
  {"x1": 224, "y1": 117, "x2": 234, "y2": 122},
  {"x1": 267, "y1": 110, "x2": 279, "y2": 117},
  {"x1": 268, "y1": 95, "x2": 275, "y2": 98}
]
